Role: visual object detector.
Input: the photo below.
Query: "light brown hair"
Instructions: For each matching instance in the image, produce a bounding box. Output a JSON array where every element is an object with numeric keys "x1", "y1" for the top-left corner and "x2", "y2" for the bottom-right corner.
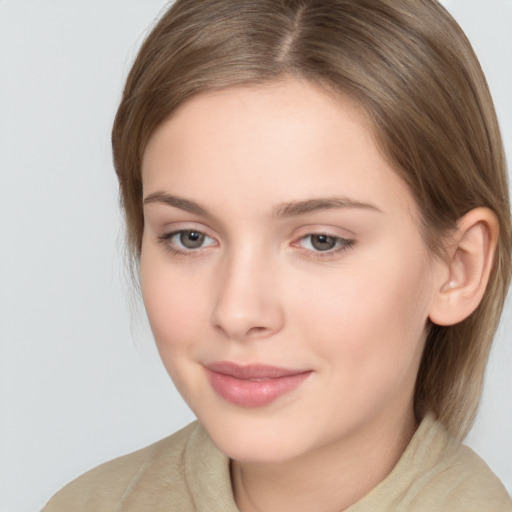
[{"x1": 112, "y1": 0, "x2": 511, "y2": 438}]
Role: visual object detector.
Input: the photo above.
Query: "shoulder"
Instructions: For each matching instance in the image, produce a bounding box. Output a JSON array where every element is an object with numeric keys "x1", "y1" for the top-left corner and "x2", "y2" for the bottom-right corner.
[
  {"x1": 42, "y1": 422, "x2": 203, "y2": 512},
  {"x1": 350, "y1": 415, "x2": 512, "y2": 512},
  {"x1": 395, "y1": 416, "x2": 512, "y2": 512},
  {"x1": 415, "y1": 441, "x2": 512, "y2": 511}
]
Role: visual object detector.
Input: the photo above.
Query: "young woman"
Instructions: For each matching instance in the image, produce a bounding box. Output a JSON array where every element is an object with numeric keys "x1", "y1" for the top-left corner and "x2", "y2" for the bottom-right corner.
[{"x1": 44, "y1": 0, "x2": 512, "y2": 510}]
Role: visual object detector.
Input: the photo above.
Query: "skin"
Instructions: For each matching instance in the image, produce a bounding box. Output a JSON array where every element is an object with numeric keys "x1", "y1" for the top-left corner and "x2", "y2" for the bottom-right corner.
[{"x1": 140, "y1": 79, "x2": 449, "y2": 511}]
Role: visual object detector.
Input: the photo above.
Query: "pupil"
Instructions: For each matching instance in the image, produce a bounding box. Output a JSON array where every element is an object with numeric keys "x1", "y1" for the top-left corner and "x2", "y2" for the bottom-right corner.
[
  {"x1": 180, "y1": 231, "x2": 204, "y2": 249},
  {"x1": 312, "y1": 234, "x2": 335, "y2": 251}
]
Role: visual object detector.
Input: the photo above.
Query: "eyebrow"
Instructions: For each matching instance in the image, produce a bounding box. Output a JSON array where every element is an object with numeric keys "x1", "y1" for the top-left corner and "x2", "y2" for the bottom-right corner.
[
  {"x1": 144, "y1": 192, "x2": 209, "y2": 216},
  {"x1": 272, "y1": 197, "x2": 382, "y2": 218},
  {"x1": 143, "y1": 192, "x2": 382, "y2": 218}
]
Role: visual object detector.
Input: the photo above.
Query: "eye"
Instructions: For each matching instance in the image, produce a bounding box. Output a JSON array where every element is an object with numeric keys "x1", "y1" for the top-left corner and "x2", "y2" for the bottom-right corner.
[
  {"x1": 297, "y1": 233, "x2": 354, "y2": 254},
  {"x1": 308, "y1": 234, "x2": 337, "y2": 251},
  {"x1": 176, "y1": 230, "x2": 207, "y2": 249},
  {"x1": 159, "y1": 229, "x2": 216, "y2": 252}
]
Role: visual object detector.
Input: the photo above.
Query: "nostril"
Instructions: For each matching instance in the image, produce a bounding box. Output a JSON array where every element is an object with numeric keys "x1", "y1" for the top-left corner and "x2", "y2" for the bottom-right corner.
[
  {"x1": 213, "y1": 322, "x2": 271, "y2": 341},
  {"x1": 210, "y1": 265, "x2": 285, "y2": 341},
  {"x1": 246, "y1": 326, "x2": 269, "y2": 337}
]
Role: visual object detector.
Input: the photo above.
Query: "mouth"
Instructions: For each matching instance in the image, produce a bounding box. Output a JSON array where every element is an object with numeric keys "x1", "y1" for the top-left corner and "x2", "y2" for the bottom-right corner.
[{"x1": 204, "y1": 361, "x2": 312, "y2": 408}]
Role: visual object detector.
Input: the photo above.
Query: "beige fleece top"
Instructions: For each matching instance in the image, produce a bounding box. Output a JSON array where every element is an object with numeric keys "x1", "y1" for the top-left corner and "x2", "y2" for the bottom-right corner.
[{"x1": 43, "y1": 415, "x2": 512, "y2": 511}]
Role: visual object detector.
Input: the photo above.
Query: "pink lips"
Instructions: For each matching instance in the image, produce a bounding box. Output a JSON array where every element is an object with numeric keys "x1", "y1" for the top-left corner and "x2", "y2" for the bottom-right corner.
[{"x1": 205, "y1": 361, "x2": 311, "y2": 407}]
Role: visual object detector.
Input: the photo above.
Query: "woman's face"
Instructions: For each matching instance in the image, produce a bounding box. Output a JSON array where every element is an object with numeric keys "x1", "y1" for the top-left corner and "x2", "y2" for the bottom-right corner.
[{"x1": 140, "y1": 80, "x2": 443, "y2": 463}]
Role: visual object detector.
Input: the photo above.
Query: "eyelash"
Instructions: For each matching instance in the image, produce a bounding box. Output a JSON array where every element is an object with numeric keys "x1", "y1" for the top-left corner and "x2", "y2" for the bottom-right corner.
[
  {"x1": 157, "y1": 230, "x2": 217, "y2": 257},
  {"x1": 157, "y1": 230, "x2": 355, "y2": 259},
  {"x1": 293, "y1": 233, "x2": 355, "y2": 260}
]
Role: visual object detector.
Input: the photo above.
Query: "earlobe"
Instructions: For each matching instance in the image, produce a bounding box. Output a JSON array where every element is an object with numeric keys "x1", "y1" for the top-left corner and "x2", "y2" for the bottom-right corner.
[{"x1": 429, "y1": 207, "x2": 499, "y2": 326}]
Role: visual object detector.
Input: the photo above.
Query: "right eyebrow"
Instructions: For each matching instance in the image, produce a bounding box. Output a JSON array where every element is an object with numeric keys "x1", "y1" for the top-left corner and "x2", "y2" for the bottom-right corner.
[{"x1": 143, "y1": 192, "x2": 209, "y2": 216}]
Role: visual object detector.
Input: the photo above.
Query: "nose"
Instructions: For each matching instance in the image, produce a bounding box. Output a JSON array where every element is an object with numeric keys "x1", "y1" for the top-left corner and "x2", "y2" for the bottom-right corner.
[{"x1": 210, "y1": 251, "x2": 285, "y2": 342}]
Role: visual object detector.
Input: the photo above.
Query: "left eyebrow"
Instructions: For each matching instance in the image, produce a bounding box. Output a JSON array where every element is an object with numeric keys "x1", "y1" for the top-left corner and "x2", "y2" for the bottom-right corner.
[{"x1": 272, "y1": 197, "x2": 383, "y2": 218}]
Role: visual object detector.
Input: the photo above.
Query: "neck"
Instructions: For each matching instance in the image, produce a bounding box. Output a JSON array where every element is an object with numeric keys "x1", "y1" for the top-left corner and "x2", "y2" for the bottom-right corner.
[{"x1": 231, "y1": 407, "x2": 417, "y2": 512}]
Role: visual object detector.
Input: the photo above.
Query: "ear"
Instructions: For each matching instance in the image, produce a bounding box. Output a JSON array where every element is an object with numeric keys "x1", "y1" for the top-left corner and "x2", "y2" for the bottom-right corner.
[{"x1": 428, "y1": 207, "x2": 499, "y2": 326}]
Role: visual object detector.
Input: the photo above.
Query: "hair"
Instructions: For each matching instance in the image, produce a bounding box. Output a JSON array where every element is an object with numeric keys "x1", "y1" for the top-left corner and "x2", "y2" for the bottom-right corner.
[{"x1": 112, "y1": 0, "x2": 511, "y2": 439}]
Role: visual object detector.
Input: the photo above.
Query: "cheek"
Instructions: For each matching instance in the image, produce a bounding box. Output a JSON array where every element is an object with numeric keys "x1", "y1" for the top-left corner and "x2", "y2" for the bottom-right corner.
[
  {"x1": 140, "y1": 258, "x2": 213, "y2": 403},
  {"x1": 140, "y1": 248, "x2": 209, "y2": 355},
  {"x1": 293, "y1": 247, "x2": 433, "y2": 375}
]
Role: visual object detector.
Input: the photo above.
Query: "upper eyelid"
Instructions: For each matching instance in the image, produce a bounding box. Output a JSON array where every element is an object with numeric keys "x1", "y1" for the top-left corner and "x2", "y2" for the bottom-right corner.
[
  {"x1": 292, "y1": 223, "x2": 357, "y2": 238},
  {"x1": 158, "y1": 223, "x2": 217, "y2": 238},
  {"x1": 294, "y1": 233, "x2": 354, "y2": 247},
  {"x1": 150, "y1": 214, "x2": 356, "y2": 235},
  {"x1": 292, "y1": 227, "x2": 355, "y2": 242},
  {"x1": 161, "y1": 229, "x2": 216, "y2": 243},
  {"x1": 298, "y1": 230, "x2": 351, "y2": 238}
]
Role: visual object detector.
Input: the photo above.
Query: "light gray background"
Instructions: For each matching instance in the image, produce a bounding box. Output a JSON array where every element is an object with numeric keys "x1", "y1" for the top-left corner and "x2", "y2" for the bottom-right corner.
[{"x1": 0, "y1": 1, "x2": 511, "y2": 511}]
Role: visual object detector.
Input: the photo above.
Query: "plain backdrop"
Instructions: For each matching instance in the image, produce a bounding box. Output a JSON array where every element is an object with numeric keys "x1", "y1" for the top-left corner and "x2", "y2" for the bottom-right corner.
[{"x1": 0, "y1": 1, "x2": 511, "y2": 511}]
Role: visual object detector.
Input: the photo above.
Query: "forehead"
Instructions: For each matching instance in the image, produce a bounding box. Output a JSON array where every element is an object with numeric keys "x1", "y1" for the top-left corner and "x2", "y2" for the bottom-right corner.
[{"x1": 141, "y1": 79, "x2": 419, "y2": 221}]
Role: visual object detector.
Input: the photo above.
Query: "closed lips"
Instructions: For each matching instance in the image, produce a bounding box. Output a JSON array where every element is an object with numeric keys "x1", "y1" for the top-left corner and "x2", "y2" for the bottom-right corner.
[{"x1": 205, "y1": 362, "x2": 312, "y2": 407}]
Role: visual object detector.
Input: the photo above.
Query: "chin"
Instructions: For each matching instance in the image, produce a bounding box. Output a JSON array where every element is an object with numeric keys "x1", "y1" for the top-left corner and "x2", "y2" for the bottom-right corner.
[
  {"x1": 214, "y1": 435, "x2": 301, "y2": 464},
  {"x1": 195, "y1": 408, "x2": 318, "y2": 464}
]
